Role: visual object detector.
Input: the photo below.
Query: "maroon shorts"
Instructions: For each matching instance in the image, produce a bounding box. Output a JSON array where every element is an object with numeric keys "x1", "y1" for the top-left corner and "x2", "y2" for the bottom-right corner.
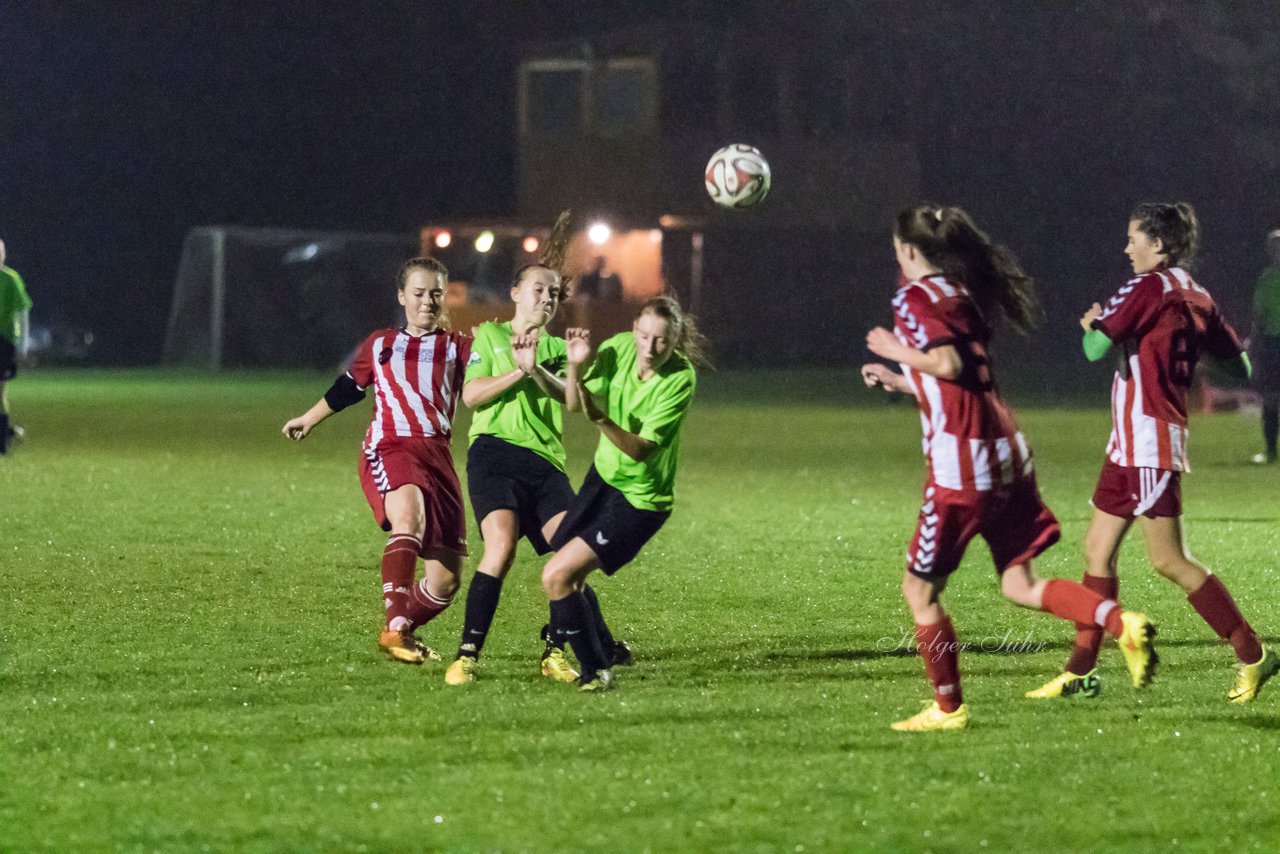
[
  {"x1": 359, "y1": 435, "x2": 469, "y2": 556},
  {"x1": 906, "y1": 477, "x2": 1061, "y2": 579},
  {"x1": 1090, "y1": 459, "x2": 1182, "y2": 519}
]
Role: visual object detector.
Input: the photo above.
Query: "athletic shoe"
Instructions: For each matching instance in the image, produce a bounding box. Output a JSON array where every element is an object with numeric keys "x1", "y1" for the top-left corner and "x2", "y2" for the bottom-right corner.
[
  {"x1": 1228, "y1": 644, "x2": 1279, "y2": 704},
  {"x1": 609, "y1": 640, "x2": 634, "y2": 667},
  {"x1": 1118, "y1": 611, "x2": 1158, "y2": 688},
  {"x1": 1025, "y1": 669, "x2": 1101, "y2": 699},
  {"x1": 890, "y1": 700, "x2": 970, "y2": 732},
  {"x1": 541, "y1": 647, "x2": 579, "y2": 682},
  {"x1": 579, "y1": 669, "x2": 613, "y2": 692},
  {"x1": 379, "y1": 627, "x2": 437, "y2": 664},
  {"x1": 8, "y1": 424, "x2": 23, "y2": 442},
  {"x1": 444, "y1": 655, "x2": 478, "y2": 686}
]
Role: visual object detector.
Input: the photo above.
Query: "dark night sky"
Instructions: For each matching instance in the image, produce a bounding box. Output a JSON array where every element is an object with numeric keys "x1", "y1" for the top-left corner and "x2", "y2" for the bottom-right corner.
[{"x1": 3, "y1": 2, "x2": 1278, "y2": 364}]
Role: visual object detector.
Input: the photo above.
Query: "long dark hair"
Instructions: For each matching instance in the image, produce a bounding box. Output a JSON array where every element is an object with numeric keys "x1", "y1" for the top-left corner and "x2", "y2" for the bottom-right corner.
[
  {"x1": 1131, "y1": 202, "x2": 1199, "y2": 269},
  {"x1": 640, "y1": 295, "x2": 710, "y2": 368},
  {"x1": 895, "y1": 204, "x2": 1039, "y2": 334}
]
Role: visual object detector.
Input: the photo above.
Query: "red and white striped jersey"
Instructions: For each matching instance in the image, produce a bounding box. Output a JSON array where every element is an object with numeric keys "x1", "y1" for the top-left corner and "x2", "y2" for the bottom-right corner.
[
  {"x1": 1093, "y1": 266, "x2": 1244, "y2": 471},
  {"x1": 892, "y1": 275, "x2": 1035, "y2": 493},
  {"x1": 347, "y1": 328, "x2": 473, "y2": 447}
]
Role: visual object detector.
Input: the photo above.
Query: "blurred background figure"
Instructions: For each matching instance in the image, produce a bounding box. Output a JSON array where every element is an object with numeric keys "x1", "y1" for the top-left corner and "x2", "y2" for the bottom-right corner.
[
  {"x1": 574, "y1": 256, "x2": 622, "y2": 303},
  {"x1": 0, "y1": 238, "x2": 32, "y2": 454},
  {"x1": 1252, "y1": 229, "x2": 1280, "y2": 464}
]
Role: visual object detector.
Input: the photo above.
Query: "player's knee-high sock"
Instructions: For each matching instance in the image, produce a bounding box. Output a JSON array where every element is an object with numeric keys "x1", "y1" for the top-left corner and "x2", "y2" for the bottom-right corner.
[
  {"x1": 581, "y1": 585, "x2": 617, "y2": 649},
  {"x1": 1264, "y1": 400, "x2": 1278, "y2": 459},
  {"x1": 407, "y1": 579, "x2": 454, "y2": 630},
  {"x1": 1041, "y1": 578, "x2": 1125, "y2": 636},
  {"x1": 457, "y1": 572, "x2": 502, "y2": 659},
  {"x1": 915, "y1": 617, "x2": 963, "y2": 713},
  {"x1": 381, "y1": 534, "x2": 420, "y2": 631},
  {"x1": 0, "y1": 413, "x2": 9, "y2": 454},
  {"x1": 1188, "y1": 575, "x2": 1263, "y2": 664},
  {"x1": 549, "y1": 593, "x2": 609, "y2": 678},
  {"x1": 1065, "y1": 575, "x2": 1118, "y2": 674}
]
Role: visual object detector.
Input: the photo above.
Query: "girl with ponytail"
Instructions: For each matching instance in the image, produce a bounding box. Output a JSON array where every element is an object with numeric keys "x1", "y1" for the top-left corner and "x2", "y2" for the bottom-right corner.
[{"x1": 861, "y1": 203, "x2": 1150, "y2": 732}]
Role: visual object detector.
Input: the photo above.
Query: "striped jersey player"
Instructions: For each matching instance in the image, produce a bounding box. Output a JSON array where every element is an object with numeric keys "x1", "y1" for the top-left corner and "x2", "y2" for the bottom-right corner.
[
  {"x1": 282, "y1": 257, "x2": 472, "y2": 666},
  {"x1": 1029, "y1": 203, "x2": 1276, "y2": 704},
  {"x1": 863, "y1": 203, "x2": 1155, "y2": 733}
]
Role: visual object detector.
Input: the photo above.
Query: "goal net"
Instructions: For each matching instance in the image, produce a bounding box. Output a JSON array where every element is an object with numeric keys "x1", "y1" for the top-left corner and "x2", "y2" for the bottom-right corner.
[{"x1": 163, "y1": 226, "x2": 419, "y2": 369}]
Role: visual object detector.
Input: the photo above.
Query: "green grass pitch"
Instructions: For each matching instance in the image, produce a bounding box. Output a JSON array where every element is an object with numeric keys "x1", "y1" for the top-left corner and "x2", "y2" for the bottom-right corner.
[{"x1": 2, "y1": 370, "x2": 1277, "y2": 852}]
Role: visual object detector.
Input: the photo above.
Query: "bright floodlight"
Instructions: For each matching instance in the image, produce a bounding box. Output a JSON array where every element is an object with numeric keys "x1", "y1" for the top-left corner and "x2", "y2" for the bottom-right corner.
[
  {"x1": 434, "y1": 230, "x2": 451, "y2": 249},
  {"x1": 522, "y1": 236, "x2": 540, "y2": 253},
  {"x1": 475, "y1": 230, "x2": 495, "y2": 253},
  {"x1": 587, "y1": 222, "x2": 611, "y2": 245}
]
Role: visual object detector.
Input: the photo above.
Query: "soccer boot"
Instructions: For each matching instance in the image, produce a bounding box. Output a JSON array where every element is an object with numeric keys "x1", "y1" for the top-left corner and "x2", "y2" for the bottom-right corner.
[
  {"x1": 1228, "y1": 645, "x2": 1280, "y2": 704},
  {"x1": 378, "y1": 627, "x2": 439, "y2": 665},
  {"x1": 579, "y1": 669, "x2": 614, "y2": 693},
  {"x1": 444, "y1": 655, "x2": 478, "y2": 686},
  {"x1": 1025, "y1": 669, "x2": 1101, "y2": 699},
  {"x1": 1118, "y1": 611, "x2": 1158, "y2": 688},
  {"x1": 540, "y1": 646, "x2": 580, "y2": 683},
  {"x1": 890, "y1": 700, "x2": 970, "y2": 732},
  {"x1": 609, "y1": 640, "x2": 634, "y2": 668}
]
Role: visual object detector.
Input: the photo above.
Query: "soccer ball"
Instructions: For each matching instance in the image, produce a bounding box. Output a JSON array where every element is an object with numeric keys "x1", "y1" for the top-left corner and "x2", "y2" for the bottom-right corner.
[{"x1": 704, "y1": 144, "x2": 771, "y2": 209}]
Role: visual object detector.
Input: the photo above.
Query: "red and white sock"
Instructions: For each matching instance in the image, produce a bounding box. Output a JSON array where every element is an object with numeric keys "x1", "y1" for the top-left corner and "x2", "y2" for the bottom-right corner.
[
  {"x1": 1065, "y1": 574, "x2": 1118, "y2": 674},
  {"x1": 1041, "y1": 578, "x2": 1125, "y2": 637},
  {"x1": 1188, "y1": 575, "x2": 1263, "y2": 664},
  {"x1": 915, "y1": 617, "x2": 963, "y2": 713},
  {"x1": 381, "y1": 534, "x2": 420, "y2": 632},
  {"x1": 407, "y1": 580, "x2": 454, "y2": 630}
]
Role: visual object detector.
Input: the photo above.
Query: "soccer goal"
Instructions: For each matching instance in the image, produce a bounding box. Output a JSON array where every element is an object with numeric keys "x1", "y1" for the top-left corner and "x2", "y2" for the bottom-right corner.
[{"x1": 163, "y1": 226, "x2": 419, "y2": 369}]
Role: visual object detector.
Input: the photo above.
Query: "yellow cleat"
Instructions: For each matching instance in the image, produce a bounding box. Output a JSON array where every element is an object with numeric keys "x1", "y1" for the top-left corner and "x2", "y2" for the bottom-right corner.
[
  {"x1": 379, "y1": 627, "x2": 439, "y2": 664},
  {"x1": 540, "y1": 647, "x2": 580, "y2": 683},
  {"x1": 890, "y1": 700, "x2": 970, "y2": 732},
  {"x1": 1228, "y1": 645, "x2": 1279, "y2": 704},
  {"x1": 444, "y1": 656, "x2": 478, "y2": 686},
  {"x1": 578, "y1": 669, "x2": 614, "y2": 692},
  {"x1": 1118, "y1": 611, "x2": 1158, "y2": 688},
  {"x1": 1025, "y1": 669, "x2": 1101, "y2": 699}
]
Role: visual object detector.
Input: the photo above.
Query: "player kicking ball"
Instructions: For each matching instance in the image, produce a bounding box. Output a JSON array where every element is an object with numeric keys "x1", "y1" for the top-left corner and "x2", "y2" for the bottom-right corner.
[
  {"x1": 540, "y1": 296, "x2": 702, "y2": 691},
  {"x1": 282, "y1": 257, "x2": 472, "y2": 665},
  {"x1": 1028, "y1": 203, "x2": 1277, "y2": 704},
  {"x1": 862, "y1": 204, "x2": 1158, "y2": 732}
]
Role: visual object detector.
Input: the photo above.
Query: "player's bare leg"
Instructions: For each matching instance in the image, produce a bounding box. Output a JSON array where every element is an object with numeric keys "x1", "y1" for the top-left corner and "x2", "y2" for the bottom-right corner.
[
  {"x1": 892, "y1": 573, "x2": 968, "y2": 731},
  {"x1": 1139, "y1": 515, "x2": 1274, "y2": 700},
  {"x1": 542, "y1": 537, "x2": 610, "y2": 690}
]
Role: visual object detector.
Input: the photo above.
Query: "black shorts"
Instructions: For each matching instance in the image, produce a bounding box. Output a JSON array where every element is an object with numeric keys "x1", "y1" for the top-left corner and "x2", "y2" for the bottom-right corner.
[
  {"x1": 0, "y1": 338, "x2": 15, "y2": 381},
  {"x1": 1254, "y1": 336, "x2": 1280, "y2": 396},
  {"x1": 466, "y1": 434, "x2": 575, "y2": 555},
  {"x1": 550, "y1": 465, "x2": 670, "y2": 575}
]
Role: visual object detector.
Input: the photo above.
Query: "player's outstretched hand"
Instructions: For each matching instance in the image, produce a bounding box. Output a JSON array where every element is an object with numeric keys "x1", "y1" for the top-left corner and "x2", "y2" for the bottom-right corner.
[
  {"x1": 866, "y1": 327, "x2": 905, "y2": 361},
  {"x1": 860, "y1": 363, "x2": 899, "y2": 393},
  {"x1": 512, "y1": 333, "x2": 538, "y2": 374},
  {"x1": 282, "y1": 416, "x2": 311, "y2": 441},
  {"x1": 1080, "y1": 302, "x2": 1103, "y2": 332},
  {"x1": 565, "y1": 327, "x2": 592, "y2": 366}
]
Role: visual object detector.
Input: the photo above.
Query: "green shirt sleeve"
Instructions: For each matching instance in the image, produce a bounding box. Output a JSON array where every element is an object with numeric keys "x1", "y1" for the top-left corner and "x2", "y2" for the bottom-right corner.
[
  {"x1": 1082, "y1": 327, "x2": 1113, "y2": 362},
  {"x1": 584, "y1": 340, "x2": 619, "y2": 396},
  {"x1": 464, "y1": 324, "x2": 496, "y2": 381},
  {"x1": 637, "y1": 373, "x2": 696, "y2": 447}
]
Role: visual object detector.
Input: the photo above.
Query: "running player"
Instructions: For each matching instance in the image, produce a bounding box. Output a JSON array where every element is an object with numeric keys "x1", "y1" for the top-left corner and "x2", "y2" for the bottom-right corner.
[
  {"x1": 1251, "y1": 229, "x2": 1280, "y2": 464},
  {"x1": 1028, "y1": 203, "x2": 1277, "y2": 703},
  {"x1": 541, "y1": 295, "x2": 702, "y2": 691},
  {"x1": 0, "y1": 239, "x2": 32, "y2": 455},
  {"x1": 862, "y1": 203, "x2": 1157, "y2": 732},
  {"x1": 442, "y1": 264, "x2": 585, "y2": 685},
  {"x1": 282, "y1": 257, "x2": 471, "y2": 664}
]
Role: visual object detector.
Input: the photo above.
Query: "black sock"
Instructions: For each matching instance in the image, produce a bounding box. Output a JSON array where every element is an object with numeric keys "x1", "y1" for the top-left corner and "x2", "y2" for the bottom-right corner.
[
  {"x1": 582, "y1": 585, "x2": 617, "y2": 649},
  {"x1": 1264, "y1": 399, "x2": 1278, "y2": 459},
  {"x1": 457, "y1": 572, "x2": 503, "y2": 659},
  {"x1": 0, "y1": 414, "x2": 8, "y2": 454},
  {"x1": 549, "y1": 593, "x2": 609, "y2": 677}
]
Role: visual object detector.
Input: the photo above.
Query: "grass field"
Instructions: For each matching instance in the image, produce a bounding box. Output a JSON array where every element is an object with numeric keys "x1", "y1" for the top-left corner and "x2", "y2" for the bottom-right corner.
[{"x1": 2, "y1": 370, "x2": 1278, "y2": 853}]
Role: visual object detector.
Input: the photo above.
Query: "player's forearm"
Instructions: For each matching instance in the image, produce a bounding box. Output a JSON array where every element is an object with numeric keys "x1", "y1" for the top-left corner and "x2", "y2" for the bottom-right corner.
[
  {"x1": 592, "y1": 415, "x2": 657, "y2": 462},
  {"x1": 884, "y1": 370, "x2": 913, "y2": 393},
  {"x1": 528, "y1": 364, "x2": 566, "y2": 402},
  {"x1": 462, "y1": 369, "x2": 524, "y2": 407},
  {"x1": 896, "y1": 345, "x2": 961, "y2": 381},
  {"x1": 302, "y1": 398, "x2": 336, "y2": 428},
  {"x1": 564, "y1": 365, "x2": 586, "y2": 412}
]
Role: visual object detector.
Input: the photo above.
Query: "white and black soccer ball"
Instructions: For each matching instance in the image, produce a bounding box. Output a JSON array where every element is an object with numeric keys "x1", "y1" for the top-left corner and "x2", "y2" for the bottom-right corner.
[{"x1": 704, "y1": 144, "x2": 771, "y2": 209}]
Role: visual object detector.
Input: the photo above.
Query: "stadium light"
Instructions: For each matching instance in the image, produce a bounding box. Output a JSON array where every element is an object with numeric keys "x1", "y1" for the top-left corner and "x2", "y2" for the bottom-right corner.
[
  {"x1": 587, "y1": 222, "x2": 611, "y2": 245},
  {"x1": 434, "y1": 230, "x2": 452, "y2": 249},
  {"x1": 522, "y1": 236, "x2": 540, "y2": 254},
  {"x1": 475, "y1": 230, "x2": 495, "y2": 253}
]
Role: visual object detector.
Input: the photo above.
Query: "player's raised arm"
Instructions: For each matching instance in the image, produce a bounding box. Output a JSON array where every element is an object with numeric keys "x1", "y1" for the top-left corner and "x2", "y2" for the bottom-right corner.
[
  {"x1": 513, "y1": 332, "x2": 566, "y2": 402},
  {"x1": 563, "y1": 327, "x2": 592, "y2": 413},
  {"x1": 865, "y1": 326, "x2": 962, "y2": 381},
  {"x1": 282, "y1": 370, "x2": 366, "y2": 440}
]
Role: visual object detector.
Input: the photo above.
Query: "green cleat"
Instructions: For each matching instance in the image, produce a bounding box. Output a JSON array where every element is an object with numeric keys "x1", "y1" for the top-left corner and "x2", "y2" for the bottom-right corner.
[{"x1": 1025, "y1": 669, "x2": 1101, "y2": 699}]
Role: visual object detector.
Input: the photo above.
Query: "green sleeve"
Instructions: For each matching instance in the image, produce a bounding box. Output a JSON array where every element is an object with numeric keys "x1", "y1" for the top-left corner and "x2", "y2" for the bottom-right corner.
[
  {"x1": 637, "y1": 373, "x2": 695, "y2": 447},
  {"x1": 1221, "y1": 351, "x2": 1252, "y2": 380},
  {"x1": 464, "y1": 326, "x2": 495, "y2": 382},
  {"x1": 540, "y1": 335, "x2": 567, "y2": 377},
  {"x1": 583, "y1": 341, "x2": 618, "y2": 396},
  {"x1": 1082, "y1": 328, "x2": 1113, "y2": 362}
]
